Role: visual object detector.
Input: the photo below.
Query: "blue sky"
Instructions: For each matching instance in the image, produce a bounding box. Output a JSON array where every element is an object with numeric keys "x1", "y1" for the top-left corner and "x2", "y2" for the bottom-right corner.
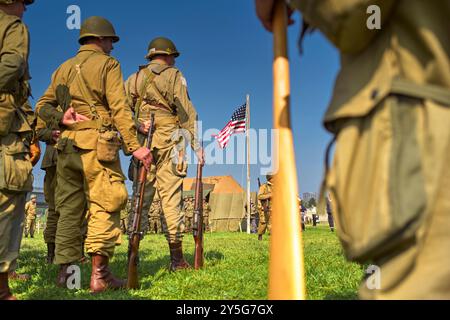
[{"x1": 24, "y1": 0, "x2": 339, "y2": 195}]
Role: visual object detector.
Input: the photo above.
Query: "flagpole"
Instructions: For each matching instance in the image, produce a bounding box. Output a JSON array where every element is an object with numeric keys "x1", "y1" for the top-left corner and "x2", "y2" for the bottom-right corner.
[
  {"x1": 246, "y1": 95, "x2": 251, "y2": 234},
  {"x1": 269, "y1": 0, "x2": 306, "y2": 300}
]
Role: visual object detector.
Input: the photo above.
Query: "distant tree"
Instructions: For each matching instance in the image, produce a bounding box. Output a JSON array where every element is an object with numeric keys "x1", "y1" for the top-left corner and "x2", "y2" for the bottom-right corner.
[{"x1": 307, "y1": 198, "x2": 317, "y2": 208}]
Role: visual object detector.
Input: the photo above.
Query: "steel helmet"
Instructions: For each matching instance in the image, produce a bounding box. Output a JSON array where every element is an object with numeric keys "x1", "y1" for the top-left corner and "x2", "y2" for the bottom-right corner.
[
  {"x1": 145, "y1": 37, "x2": 179, "y2": 60},
  {"x1": 78, "y1": 16, "x2": 120, "y2": 45}
]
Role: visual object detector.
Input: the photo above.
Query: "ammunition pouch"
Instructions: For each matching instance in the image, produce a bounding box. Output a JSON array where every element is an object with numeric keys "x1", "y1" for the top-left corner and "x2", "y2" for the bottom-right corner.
[
  {"x1": 97, "y1": 129, "x2": 121, "y2": 163},
  {"x1": 0, "y1": 133, "x2": 33, "y2": 192}
]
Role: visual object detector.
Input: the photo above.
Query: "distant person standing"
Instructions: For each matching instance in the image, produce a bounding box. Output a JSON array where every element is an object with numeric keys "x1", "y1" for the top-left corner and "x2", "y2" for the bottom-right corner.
[
  {"x1": 311, "y1": 206, "x2": 318, "y2": 227},
  {"x1": 24, "y1": 195, "x2": 37, "y2": 238},
  {"x1": 257, "y1": 174, "x2": 273, "y2": 241},
  {"x1": 299, "y1": 198, "x2": 307, "y2": 231},
  {"x1": 326, "y1": 194, "x2": 335, "y2": 232}
]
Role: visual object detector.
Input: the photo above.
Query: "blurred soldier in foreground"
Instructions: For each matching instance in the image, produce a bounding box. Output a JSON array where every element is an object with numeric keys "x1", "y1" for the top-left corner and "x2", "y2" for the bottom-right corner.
[
  {"x1": 255, "y1": 0, "x2": 450, "y2": 299},
  {"x1": 257, "y1": 174, "x2": 273, "y2": 241},
  {"x1": 0, "y1": 0, "x2": 35, "y2": 300},
  {"x1": 24, "y1": 194, "x2": 37, "y2": 238},
  {"x1": 36, "y1": 16, "x2": 151, "y2": 293},
  {"x1": 126, "y1": 37, "x2": 204, "y2": 271}
]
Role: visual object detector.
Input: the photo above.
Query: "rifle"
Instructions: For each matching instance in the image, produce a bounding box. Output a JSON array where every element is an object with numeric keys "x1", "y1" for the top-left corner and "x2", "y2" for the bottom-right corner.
[
  {"x1": 127, "y1": 114, "x2": 155, "y2": 289},
  {"x1": 192, "y1": 159, "x2": 204, "y2": 269}
]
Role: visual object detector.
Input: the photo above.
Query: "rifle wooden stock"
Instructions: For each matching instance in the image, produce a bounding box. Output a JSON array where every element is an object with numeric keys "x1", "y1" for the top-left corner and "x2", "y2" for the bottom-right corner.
[
  {"x1": 269, "y1": 0, "x2": 306, "y2": 300},
  {"x1": 127, "y1": 114, "x2": 155, "y2": 289},
  {"x1": 193, "y1": 162, "x2": 204, "y2": 269}
]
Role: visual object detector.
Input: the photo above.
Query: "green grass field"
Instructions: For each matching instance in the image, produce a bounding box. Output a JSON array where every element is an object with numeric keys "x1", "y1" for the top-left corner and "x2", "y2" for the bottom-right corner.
[{"x1": 12, "y1": 226, "x2": 364, "y2": 300}]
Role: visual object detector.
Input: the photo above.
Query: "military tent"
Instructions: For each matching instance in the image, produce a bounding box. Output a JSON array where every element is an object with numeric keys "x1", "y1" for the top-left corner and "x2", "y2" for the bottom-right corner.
[{"x1": 183, "y1": 176, "x2": 246, "y2": 232}]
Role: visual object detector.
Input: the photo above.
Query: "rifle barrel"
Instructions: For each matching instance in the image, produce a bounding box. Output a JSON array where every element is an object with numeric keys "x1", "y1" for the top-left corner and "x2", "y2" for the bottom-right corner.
[{"x1": 126, "y1": 114, "x2": 155, "y2": 289}]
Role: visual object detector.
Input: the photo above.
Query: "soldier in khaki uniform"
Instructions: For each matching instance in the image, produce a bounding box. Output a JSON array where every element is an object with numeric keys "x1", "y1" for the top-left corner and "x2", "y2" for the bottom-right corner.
[
  {"x1": 36, "y1": 117, "x2": 59, "y2": 262},
  {"x1": 126, "y1": 37, "x2": 204, "y2": 271},
  {"x1": 120, "y1": 198, "x2": 131, "y2": 234},
  {"x1": 24, "y1": 194, "x2": 37, "y2": 238},
  {"x1": 0, "y1": 0, "x2": 35, "y2": 300},
  {"x1": 36, "y1": 16, "x2": 151, "y2": 293},
  {"x1": 202, "y1": 196, "x2": 211, "y2": 232},
  {"x1": 183, "y1": 197, "x2": 194, "y2": 233},
  {"x1": 256, "y1": 0, "x2": 450, "y2": 299},
  {"x1": 148, "y1": 198, "x2": 162, "y2": 234},
  {"x1": 257, "y1": 174, "x2": 273, "y2": 241},
  {"x1": 37, "y1": 117, "x2": 89, "y2": 264}
]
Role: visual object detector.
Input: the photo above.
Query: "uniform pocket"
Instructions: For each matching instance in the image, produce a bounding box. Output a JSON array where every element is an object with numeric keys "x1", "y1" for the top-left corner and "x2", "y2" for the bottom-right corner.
[
  {"x1": 327, "y1": 96, "x2": 426, "y2": 263},
  {"x1": 0, "y1": 94, "x2": 16, "y2": 136},
  {"x1": 0, "y1": 133, "x2": 33, "y2": 192},
  {"x1": 99, "y1": 167, "x2": 128, "y2": 213}
]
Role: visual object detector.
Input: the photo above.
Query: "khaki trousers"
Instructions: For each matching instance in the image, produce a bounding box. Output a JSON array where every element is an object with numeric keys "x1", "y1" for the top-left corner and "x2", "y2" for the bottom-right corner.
[
  {"x1": 54, "y1": 148, "x2": 127, "y2": 264},
  {"x1": 0, "y1": 192, "x2": 26, "y2": 273}
]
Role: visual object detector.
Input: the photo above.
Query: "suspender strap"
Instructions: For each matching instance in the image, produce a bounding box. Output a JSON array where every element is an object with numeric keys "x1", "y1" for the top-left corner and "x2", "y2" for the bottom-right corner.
[{"x1": 391, "y1": 78, "x2": 450, "y2": 106}]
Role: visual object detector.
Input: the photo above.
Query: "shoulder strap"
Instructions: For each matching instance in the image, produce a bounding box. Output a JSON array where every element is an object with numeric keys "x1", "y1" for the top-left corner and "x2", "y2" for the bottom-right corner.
[
  {"x1": 143, "y1": 67, "x2": 171, "y2": 110},
  {"x1": 134, "y1": 66, "x2": 172, "y2": 113},
  {"x1": 69, "y1": 52, "x2": 101, "y2": 119},
  {"x1": 134, "y1": 67, "x2": 157, "y2": 121}
]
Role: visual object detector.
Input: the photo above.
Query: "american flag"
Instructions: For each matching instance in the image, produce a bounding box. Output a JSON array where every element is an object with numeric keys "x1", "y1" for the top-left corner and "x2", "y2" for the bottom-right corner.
[{"x1": 213, "y1": 104, "x2": 247, "y2": 149}]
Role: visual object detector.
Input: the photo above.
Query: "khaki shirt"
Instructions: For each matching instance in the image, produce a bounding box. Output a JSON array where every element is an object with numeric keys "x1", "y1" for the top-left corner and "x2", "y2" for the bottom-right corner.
[
  {"x1": 25, "y1": 201, "x2": 37, "y2": 220},
  {"x1": 290, "y1": 0, "x2": 450, "y2": 131},
  {"x1": 125, "y1": 61, "x2": 201, "y2": 151},
  {"x1": 36, "y1": 44, "x2": 140, "y2": 153}
]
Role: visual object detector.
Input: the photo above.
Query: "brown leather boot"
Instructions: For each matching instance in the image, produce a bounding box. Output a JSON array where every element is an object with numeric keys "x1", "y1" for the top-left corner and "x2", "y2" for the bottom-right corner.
[
  {"x1": 258, "y1": 234, "x2": 263, "y2": 241},
  {"x1": 8, "y1": 271, "x2": 31, "y2": 281},
  {"x1": 56, "y1": 264, "x2": 72, "y2": 288},
  {"x1": 169, "y1": 242, "x2": 191, "y2": 272},
  {"x1": 90, "y1": 254, "x2": 126, "y2": 294},
  {"x1": 46, "y1": 243, "x2": 55, "y2": 264},
  {"x1": 0, "y1": 272, "x2": 17, "y2": 300}
]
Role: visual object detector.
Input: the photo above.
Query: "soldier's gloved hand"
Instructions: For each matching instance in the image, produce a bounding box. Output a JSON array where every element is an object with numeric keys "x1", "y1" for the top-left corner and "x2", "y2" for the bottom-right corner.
[
  {"x1": 61, "y1": 107, "x2": 90, "y2": 126},
  {"x1": 133, "y1": 147, "x2": 152, "y2": 170},
  {"x1": 138, "y1": 120, "x2": 152, "y2": 135}
]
